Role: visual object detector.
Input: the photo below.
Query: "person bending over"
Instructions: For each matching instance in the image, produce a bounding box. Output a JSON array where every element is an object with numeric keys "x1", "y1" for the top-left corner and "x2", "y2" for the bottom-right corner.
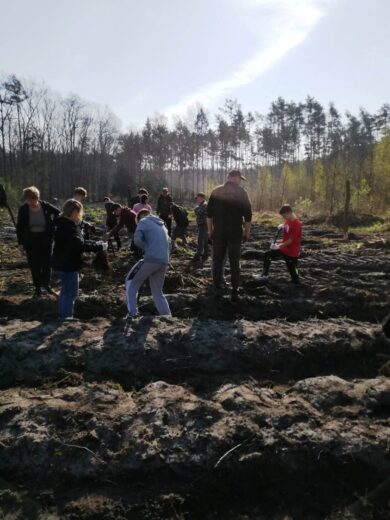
[
  {"x1": 52, "y1": 199, "x2": 107, "y2": 320},
  {"x1": 171, "y1": 203, "x2": 189, "y2": 252},
  {"x1": 103, "y1": 196, "x2": 121, "y2": 251},
  {"x1": 16, "y1": 186, "x2": 60, "y2": 298},
  {"x1": 125, "y1": 209, "x2": 171, "y2": 318},
  {"x1": 259, "y1": 204, "x2": 302, "y2": 285}
]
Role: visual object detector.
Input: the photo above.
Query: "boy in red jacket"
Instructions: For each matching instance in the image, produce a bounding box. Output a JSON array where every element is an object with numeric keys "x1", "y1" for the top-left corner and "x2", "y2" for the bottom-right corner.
[{"x1": 259, "y1": 204, "x2": 302, "y2": 284}]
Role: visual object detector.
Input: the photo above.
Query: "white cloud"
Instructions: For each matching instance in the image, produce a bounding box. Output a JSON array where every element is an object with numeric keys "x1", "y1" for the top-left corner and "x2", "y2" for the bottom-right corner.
[{"x1": 163, "y1": 0, "x2": 332, "y2": 120}]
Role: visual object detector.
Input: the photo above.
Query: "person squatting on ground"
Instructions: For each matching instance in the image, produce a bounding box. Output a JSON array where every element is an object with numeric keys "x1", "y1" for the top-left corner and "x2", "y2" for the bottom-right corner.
[
  {"x1": 16, "y1": 186, "x2": 60, "y2": 298},
  {"x1": 52, "y1": 199, "x2": 107, "y2": 320},
  {"x1": 156, "y1": 187, "x2": 173, "y2": 236},
  {"x1": 125, "y1": 210, "x2": 171, "y2": 318},
  {"x1": 259, "y1": 204, "x2": 302, "y2": 285},
  {"x1": 171, "y1": 203, "x2": 189, "y2": 252},
  {"x1": 193, "y1": 192, "x2": 209, "y2": 262},
  {"x1": 73, "y1": 187, "x2": 95, "y2": 240},
  {"x1": 207, "y1": 169, "x2": 252, "y2": 302},
  {"x1": 103, "y1": 196, "x2": 121, "y2": 251},
  {"x1": 133, "y1": 194, "x2": 153, "y2": 214}
]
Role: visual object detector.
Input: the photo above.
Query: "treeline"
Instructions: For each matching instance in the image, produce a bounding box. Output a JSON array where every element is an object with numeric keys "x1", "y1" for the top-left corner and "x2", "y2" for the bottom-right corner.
[
  {"x1": 1, "y1": 74, "x2": 390, "y2": 213},
  {"x1": 0, "y1": 75, "x2": 119, "y2": 201}
]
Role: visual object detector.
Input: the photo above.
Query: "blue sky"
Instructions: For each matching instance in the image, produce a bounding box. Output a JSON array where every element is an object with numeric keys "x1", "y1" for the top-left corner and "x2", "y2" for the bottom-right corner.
[{"x1": 0, "y1": 0, "x2": 389, "y2": 128}]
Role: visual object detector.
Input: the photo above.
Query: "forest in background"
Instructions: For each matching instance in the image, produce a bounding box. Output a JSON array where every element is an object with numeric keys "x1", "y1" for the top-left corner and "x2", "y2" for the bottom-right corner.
[{"x1": 1, "y1": 74, "x2": 390, "y2": 214}]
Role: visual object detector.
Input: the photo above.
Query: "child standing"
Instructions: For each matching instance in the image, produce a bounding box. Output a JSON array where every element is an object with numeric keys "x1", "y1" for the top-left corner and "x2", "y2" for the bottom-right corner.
[
  {"x1": 193, "y1": 192, "x2": 209, "y2": 261},
  {"x1": 52, "y1": 199, "x2": 107, "y2": 319},
  {"x1": 125, "y1": 210, "x2": 171, "y2": 318},
  {"x1": 259, "y1": 204, "x2": 302, "y2": 285}
]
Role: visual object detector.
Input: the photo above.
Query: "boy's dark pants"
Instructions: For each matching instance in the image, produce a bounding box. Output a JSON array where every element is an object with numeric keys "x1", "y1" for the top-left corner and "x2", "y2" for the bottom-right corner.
[
  {"x1": 195, "y1": 224, "x2": 209, "y2": 259},
  {"x1": 24, "y1": 232, "x2": 53, "y2": 289},
  {"x1": 263, "y1": 249, "x2": 299, "y2": 282},
  {"x1": 160, "y1": 215, "x2": 172, "y2": 237},
  {"x1": 213, "y1": 236, "x2": 241, "y2": 291}
]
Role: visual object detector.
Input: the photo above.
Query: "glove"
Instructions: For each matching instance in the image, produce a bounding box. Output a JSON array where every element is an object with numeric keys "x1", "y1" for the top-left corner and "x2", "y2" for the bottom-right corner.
[
  {"x1": 277, "y1": 224, "x2": 284, "y2": 231},
  {"x1": 96, "y1": 240, "x2": 108, "y2": 251},
  {"x1": 270, "y1": 243, "x2": 280, "y2": 251}
]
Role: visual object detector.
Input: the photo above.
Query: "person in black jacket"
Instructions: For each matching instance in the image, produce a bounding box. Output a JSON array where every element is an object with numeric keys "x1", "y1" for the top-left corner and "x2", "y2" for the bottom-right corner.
[
  {"x1": 207, "y1": 170, "x2": 252, "y2": 302},
  {"x1": 52, "y1": 199, "x2": 107, "y2": 320},
  {"x1": 171, "y1": 203, "x2": 189, "y2": 252},
  {"x1": 16, "y1": 186, "x2": 60, "y2": 298},
  {"x1": 156, "y1": 187, "x2": 173, "y2": 236},
  {"x1": 103, "y1": 196, "x2": 121, "y2": 251}
]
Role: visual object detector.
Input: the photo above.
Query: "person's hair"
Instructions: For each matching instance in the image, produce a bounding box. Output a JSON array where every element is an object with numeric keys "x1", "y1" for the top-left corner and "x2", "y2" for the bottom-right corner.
[
  {"x1": 62, "y1": 199, "x2": 83, "y2": 219},
  {"x1": 279, "y1": 204, "x2": 293, "y2": 215},
  {"x1": 111, "y1": 203, "x2": 122, "y2": 211},
  {"x1": 228, "y1": 169, "x2": 241, "y2": 178},
  {"x1": 140, "y1": 194, "x2": 148, "y2": 204},
  {"x1": 197, "y1": 192, "x2": 206, "y2": 198},
  {"x1": 162, "y1": 187, "x2": 169, "y2": 192},
  {"x1": 103, "y1": 196, "x2": 110, "y2": 202},
  {"x1": 23, "y1": 186, "x2": 40, "y2": 201},
  {"x1": 137, "y1": 209, "x2": 150, "y2": 222},
  {"x1": 139, "y1": 188, "x2": 148, "y2": 195},
  {"x1": 74, "y1": 187, "x2": 87, "y2": 198}
]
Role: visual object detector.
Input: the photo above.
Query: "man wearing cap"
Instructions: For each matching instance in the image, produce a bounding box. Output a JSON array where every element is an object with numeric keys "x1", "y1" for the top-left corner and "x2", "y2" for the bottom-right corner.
[{"x1": 207, "y1": 169, "x2": 252, "y2": 302}]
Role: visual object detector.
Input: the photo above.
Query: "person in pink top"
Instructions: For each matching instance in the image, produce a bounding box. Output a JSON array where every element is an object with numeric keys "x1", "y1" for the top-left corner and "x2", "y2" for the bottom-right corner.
[{"x1": 133, "y1": 194, "x2": 152, "y2": 215}]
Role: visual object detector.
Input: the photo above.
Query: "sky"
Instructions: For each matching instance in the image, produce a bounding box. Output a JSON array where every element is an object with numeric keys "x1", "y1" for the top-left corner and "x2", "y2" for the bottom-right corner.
[{"x1": 0, "y1": 0, "x2": 389, "y2": 128}]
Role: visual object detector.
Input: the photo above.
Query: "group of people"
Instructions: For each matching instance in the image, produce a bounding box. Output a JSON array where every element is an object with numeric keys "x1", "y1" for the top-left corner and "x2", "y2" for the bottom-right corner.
[{"x1": 15, "y1": 170, "x2": 303, "y2": 320}]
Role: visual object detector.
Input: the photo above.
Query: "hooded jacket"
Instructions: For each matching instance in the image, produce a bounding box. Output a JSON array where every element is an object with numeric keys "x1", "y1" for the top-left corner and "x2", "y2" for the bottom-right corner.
[{"x1": 134, "y1": 215, "x2": 170, "y2": 264}]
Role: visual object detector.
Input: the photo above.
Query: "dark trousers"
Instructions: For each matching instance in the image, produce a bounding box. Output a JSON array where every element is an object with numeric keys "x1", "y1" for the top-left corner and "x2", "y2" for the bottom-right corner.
[
  {"x1": 263, "y1": 249, "x2": 299, "y2": 283},
  {"x1": 107, "y1": 219, "x2": 121, "y2": 250},
  {"x1": 213, "y1": 236, "x2": 241, "y2": 291},
  {"x1": 160, "y1": 215, "x2": 172, "y2": 237},
  {"x1": 194, "y1": 225, "x2": 209, "y2": 260},
  {"x1": 24, "y1": 232, "x2": 53, "y2": 289}
]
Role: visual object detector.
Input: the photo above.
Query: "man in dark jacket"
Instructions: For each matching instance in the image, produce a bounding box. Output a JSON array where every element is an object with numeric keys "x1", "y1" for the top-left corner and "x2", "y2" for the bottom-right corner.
[
  {"x1": 207, "y1": 169, "x2": 252, "y2": 301},
  {"x1": 156, "y1": 187, "x2": 173, "y2": 236},
  {"x1": 52, "y1": 199, "x2": 106, "y2": 319},
  {"x1": 16, "y1": 186, "x2": 60, "y2": 298}
]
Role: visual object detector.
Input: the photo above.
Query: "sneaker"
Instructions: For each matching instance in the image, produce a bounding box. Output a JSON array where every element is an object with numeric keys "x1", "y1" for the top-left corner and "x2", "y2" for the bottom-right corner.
[{"x1": 43, "y1": 286, "x2": 59, "y2": 296}]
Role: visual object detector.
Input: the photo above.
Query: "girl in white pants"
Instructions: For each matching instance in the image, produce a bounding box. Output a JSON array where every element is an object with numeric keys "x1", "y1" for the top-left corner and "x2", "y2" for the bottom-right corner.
[
  {"x1": 125, "y1": 210, "x2": 171, "y2": 318},
  {"x1": 126, "y1": 260, "x2": 170, "y2": 317}
]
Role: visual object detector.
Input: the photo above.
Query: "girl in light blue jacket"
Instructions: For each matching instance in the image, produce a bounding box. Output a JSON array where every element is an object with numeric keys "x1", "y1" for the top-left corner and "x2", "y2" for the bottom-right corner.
[{"x1": 125, "y1": 210, "x2": 171, "y2": 318}]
